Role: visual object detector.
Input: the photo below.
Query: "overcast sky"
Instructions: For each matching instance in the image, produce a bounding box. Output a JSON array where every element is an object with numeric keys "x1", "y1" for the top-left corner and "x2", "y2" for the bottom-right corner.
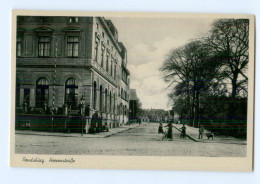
[{"x1": 110, "y1": 17, "x2": 215, "y2": 110}]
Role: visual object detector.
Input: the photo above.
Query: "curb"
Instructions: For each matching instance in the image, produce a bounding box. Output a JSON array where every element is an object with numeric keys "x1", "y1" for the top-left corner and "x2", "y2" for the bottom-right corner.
[
  {"x1": 104, "y1": 127, "x2": 135, "y2": 138},
  {"x1": 173, "y1": 126, "x2": 247, "y2": 145},
  {"x1": 173, "y1": 126, "x2": 199, "y2": 142},
  {"x1": 104, "y1": 123, "x2": 144, "y2": 137},
  {"x1": 16, "y1": 124, "x2": 141, "y2": 139}
]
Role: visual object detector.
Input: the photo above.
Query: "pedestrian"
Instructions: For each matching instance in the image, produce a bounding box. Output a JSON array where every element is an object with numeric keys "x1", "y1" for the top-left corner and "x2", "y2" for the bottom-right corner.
[
  {"x1": 165, "y1": 122, "x2": 173, "y2": 140},
  {"x1": 198, "y1": 125, "x2": 204, "y2": 139},
  {"x1": 158, "y1": 123, "x2": 163, "y2": 134},
  {"x1": 180, "y1": 124, "x2": 186, "y2": 139},
  {"x1": 138, "y1": 118, "x2": 141, "y2": 125},
  {"x1": 89, "y1": 111, "x2": 98, "y2": 134}
]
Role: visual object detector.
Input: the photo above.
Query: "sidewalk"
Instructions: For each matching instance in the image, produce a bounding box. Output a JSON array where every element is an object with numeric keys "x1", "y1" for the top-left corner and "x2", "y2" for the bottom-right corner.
[
  {"x1": 16, "y1": 123, "x2": 144, "y2": 138},
  {"x1": 173, "y1": 124, "x2": 247, "y2": 145}
]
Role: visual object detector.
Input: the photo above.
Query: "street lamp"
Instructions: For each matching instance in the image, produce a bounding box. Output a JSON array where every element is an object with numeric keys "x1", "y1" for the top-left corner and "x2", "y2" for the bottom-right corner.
[{"x1": 80, "y1": 96, "x2": 85, "y2": 136}]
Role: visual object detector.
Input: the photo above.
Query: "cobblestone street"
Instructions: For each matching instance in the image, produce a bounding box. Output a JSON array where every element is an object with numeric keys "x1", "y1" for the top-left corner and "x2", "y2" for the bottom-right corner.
[{"x1": 15, "y1": 123, "x2": 246, "y2": 157}]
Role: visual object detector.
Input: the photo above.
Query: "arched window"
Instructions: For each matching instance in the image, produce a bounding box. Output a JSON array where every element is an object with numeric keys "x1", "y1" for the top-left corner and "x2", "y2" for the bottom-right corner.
[
  {"x1": 93, "y1": 82, "x2": 97, "y2": 109},
  {"x1": 105, "y1": 89, "x2": 108, "y2": 112},
  {"x1": 113, "y1": 93, "x2": 116, "y2": 113},
  {"x1": 65, "y1": 78, "x2": 78, "y2": 109},
  {"x1": 36, "y1": 77, "x2": 49, "y2": 108},
  {"x1": 109, "y1": 91, "x2": 112, "y2": 113},
  {"x1": 99, "y1": 85, "x2": 103, "y2": 111}
]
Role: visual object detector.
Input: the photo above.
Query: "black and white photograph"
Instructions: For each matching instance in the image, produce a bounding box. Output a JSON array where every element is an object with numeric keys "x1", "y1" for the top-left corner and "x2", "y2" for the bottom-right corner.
[{"x1": 10, "y1": 10, "x2": 255, "y2": 171}]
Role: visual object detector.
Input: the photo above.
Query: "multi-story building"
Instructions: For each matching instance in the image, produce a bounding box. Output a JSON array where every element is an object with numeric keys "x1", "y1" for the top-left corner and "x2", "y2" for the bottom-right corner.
[{"x1": 15, "y1": 16, "x2": 130, "y2": 131}]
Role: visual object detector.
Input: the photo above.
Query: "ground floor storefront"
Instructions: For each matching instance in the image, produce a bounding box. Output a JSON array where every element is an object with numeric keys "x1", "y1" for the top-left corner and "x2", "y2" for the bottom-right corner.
[{"x1": 15, "y1": 114, "x2": 131, "y2": 134}]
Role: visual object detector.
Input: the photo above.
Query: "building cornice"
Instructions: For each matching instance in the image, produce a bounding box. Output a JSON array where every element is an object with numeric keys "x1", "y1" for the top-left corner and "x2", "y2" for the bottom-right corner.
[{"x1": 97, "y1": 17, "x2": 122, "y2": 54}]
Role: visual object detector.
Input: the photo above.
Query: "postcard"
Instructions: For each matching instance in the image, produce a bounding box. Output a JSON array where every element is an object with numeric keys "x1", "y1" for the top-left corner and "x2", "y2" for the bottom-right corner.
[{"x1": 10, "y1": 10, "x2": 255, "y2": 171}]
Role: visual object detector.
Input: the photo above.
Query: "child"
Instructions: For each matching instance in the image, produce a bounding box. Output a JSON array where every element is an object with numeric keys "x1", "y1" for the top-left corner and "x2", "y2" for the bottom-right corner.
[{"x1": 180, "y1": 124, "x2": 186, "y2": 139}]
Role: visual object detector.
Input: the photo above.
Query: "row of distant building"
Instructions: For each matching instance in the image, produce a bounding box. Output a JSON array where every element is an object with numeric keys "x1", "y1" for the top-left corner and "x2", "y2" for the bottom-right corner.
[{"x1": 129, "y1": 90, "x2": 179, "y2": 123}]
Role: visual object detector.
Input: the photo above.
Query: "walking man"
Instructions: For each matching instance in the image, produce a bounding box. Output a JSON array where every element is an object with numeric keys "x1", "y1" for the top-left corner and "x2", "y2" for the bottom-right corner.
[
  {"x1": 198, "y1": 125, "x2": 204, "y2": 139},
  {"x1": 180, "y1": 124, "x2": 186, "y2": 139}
]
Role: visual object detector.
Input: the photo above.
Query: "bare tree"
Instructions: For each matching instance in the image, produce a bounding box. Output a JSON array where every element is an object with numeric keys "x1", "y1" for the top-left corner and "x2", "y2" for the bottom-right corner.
[
  {"x1": 206, "y1": 19, "x2": 249, "y2": 98},
  {"x1": 160, "y1": 19, "x2": 249, "y2": 136},
  {"x1": 160, "y1": 41, "x2": 222, "y2": 126}
]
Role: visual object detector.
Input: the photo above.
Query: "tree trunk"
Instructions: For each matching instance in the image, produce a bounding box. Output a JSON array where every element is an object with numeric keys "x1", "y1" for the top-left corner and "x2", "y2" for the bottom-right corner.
[
  {"x1": 231, "y1": 71, "x2": 239, "y2": 99},
  {"x1": 187, "y1": 82, "x2": 192, "y2": 126},
  {"x1": 192, "y1": 87, "x2": 196, "y2": 127},
  {"x1": 196, "y1": 91, "x2": 200, "y2": 127},
  {"x1": 230, "y1": 71, "x2": 239, "y2": 136}
]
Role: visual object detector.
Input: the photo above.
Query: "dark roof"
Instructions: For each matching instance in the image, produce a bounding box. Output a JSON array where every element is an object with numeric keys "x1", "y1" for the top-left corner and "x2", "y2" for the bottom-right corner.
[{"x1": 130, "y1": 89, "x2": 139, "y2": 101}]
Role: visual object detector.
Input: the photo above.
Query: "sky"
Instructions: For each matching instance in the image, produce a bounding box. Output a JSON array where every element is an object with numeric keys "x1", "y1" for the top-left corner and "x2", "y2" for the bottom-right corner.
[{"x1": 110, "y1": 17, "x2": 215, "y2": 110}]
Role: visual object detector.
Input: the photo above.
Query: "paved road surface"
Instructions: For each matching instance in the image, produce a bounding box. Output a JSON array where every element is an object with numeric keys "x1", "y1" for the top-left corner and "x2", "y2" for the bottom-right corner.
[{"x1": 15, "y1": 123, "x2": 246, "y2": 157}]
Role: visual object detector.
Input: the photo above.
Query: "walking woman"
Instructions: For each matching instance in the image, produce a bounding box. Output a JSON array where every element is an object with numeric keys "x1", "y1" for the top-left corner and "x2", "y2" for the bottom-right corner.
[
  {"x1": 165, "y1": 122, "x2": 173, "y2": 140},
  {"x1": 158, "y1": 123, "x2": 163, "y2": 134}
]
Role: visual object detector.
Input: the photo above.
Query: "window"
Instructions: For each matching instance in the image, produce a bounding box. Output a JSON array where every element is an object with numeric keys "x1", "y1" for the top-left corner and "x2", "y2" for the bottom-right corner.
[
  {"x1": 114, "y1": 63, "x2": 116, "y2": 78},
  {"x1": 65, "y1": 78, "x2": 78, "y2": 109},
  {"x1": 93, "y1": 82, "x2": 97, "y2": 109},
  {"x1": 101, "y1": 49, "x2": 104, "y2": 68},
  {"x1": 38, "y1": 37, "x2": 51, "y2": 57},
  {"x1": 24, "y1": 88, "x2": 30, "y2": 106},
  {"x1": 102, "y1": 32, "x2": 104, "y2": 38},
  {"x1": 100, "y1": 86, "x2": 103, "y2": 111},
  {"x1": 96, "y1": 23, "x2": 99, "y2": 30},
  {"x1": 109, "y1": 91, "x2": 112, "y2": 113},
  {"x1": 69, "y1": 17, "x2": 79, "y2": 23},
  {"x1": 17, "y1": 37, "x2": 22, "y2": 57},
  {"x1": 67, "y1": 36, "x2": 79, "y2": 57},
  {"x1": 105, "y1": 89, "x2": 108, "y2": 112},
  {"x1": 110, "y1": 58, "x2": 113, "y2": 76},
  {"x1": 106, "y1": 54, "x2": 109, "y2": 72},
  {"x1": 113, "y1": 93, "x2": 116, "y2": 113},
  {"x1": 39, "y1": 17, "x2": 52, "y2": 24},
  {"x1": 36, "y1": 78, "x2": 49, "y2": 108},
  {"x1": 94, "y1": 41, "x2": 98, "y2": 61}
]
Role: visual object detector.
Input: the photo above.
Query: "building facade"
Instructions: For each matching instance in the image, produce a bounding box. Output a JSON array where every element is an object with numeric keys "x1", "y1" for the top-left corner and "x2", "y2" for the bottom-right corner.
[{"x1": 16, "y1": 16, "x2": 130, "y2": 130}]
